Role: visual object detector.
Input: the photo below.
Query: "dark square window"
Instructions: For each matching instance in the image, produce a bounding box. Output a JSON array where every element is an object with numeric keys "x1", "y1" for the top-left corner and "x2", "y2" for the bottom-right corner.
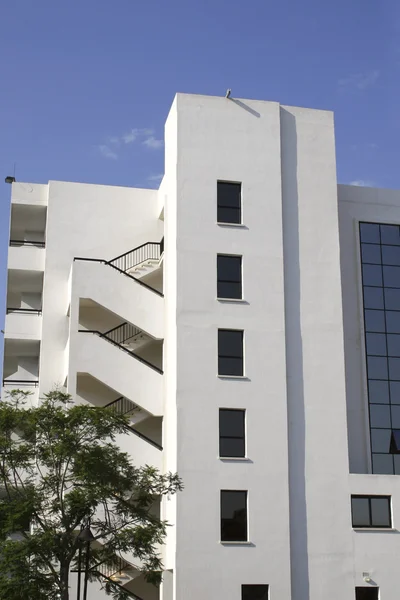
[
  {"x1": 218, "y1": 329, "x2": 244, "y2": 376},
  {"x1": 217, "y1": 181, "x2": 242, "y2": 224},
  {"x1": 351, "y1": 495, "x2": 391, "y2": 528},
  {"x1": 217, "y1": 255, "x2": 242, "y2": 299},
  {"x1": 219, "y1": 409, "x2": 245, "y2": 457},
  {"x1": 242, "y1": 585, "x2": 269, "y2": 600},
  {"x1": 355, "y1": 587, "x2": 379, "y2": 600},
  {"x1": 221, "y1": 490, "x2": 247, "y2": 541}
]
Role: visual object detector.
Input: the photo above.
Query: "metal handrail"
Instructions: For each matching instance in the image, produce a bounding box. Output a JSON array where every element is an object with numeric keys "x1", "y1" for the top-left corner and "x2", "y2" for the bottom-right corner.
[
  {"x1": 110, "y1": 240, "x2": 162, "y2": 264},
  {"x1": 6, "y1": 307, "x2": 42, "y2": 315},
  {"x1": 125, "y1": 423, "x2": 163, "y2": 450},
  {"x1": 73, "y1": 258, "x2": 163, "y2": 297},
  {"x1": 3, "y1": 379, "x2": 39, "y2": 387},
  {"x1": 103, "y1": 322, "x2": 142, "y2": 345},
  {"x1": 103, "y1": 397, "x2": 162, "y2": 450},
  {"x1": 104, "y1": 396, "x2": 138, "y2": 416},
  {"x1": 95, "y1": 555, "x2": 132, "y2": 578},
  {"x1": 10, "y1": 240, "x2": 45, "y2": 248},
  {"x1": 78, "y1": 329, "x2": 163, "y2": 374}
]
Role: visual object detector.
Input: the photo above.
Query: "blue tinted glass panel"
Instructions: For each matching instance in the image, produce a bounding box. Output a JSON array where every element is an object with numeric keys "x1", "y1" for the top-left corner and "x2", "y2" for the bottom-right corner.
[
  {"x1": 360, "y1": 223, "x2": 380, "y2": 243},
  {"x1": 362, "y1": 264, "x2": 382, "y2": 287},
  {"x1": 364, "y1": 287, "x2": 384, "y2": 309},
  {"x1": 381, "y1": 224, "x2": 400, "y2": 245},
  {"x1": 362, "y1": 244, "x2": 381, "y2": 264},
  {"x1": 368, "y1": 380, "x2": 389, "y2": 404}
]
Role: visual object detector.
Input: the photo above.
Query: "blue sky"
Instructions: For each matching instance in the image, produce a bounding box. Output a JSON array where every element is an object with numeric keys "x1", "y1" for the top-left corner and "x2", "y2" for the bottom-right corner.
[{"x1": 0, "y1": 0, "x2": 399, "y2": 346}]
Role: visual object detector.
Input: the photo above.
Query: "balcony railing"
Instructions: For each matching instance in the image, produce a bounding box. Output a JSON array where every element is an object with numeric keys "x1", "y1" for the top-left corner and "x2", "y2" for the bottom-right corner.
[
  {"x1": 6, "y1": 307, "x2": 42, "y2": 315},
  {"x1": 103, "y1": 322, "x2": 142, "y2": 346},
  {"x1": 79, "y1": 323, "x2": 163, "y2": 374},
  {"x1": 104, "y1": 396, "x2": 138, "y2": 416},
  {"x1": 10, "y1": 240, "x2": 45, "y2": 248},
  {"x1": 109, "y1": 240, "x2": 163, "y2": 273},
  {"x1": 3, "y1": 379, "x2": 39, "y2": 387}
]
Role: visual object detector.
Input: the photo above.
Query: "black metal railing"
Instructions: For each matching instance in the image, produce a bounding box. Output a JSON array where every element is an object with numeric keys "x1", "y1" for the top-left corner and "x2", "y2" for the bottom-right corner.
[
  {"x1": 96, "y1": 555, "x2": 132, "y2": 579},
  {"x1": 6, "y1": 307, "x2": 42, "y2": 315},
  {"x1": 3, "y1": 379, "x2": 39, "y2": 387},
  {"x1": 104, "y1": 396, "x2": 138, "y2": 416},
  {"x1": 78, "y1": 328, "x2": 163, "y2": 375},
  {"x1": 103, "y1": 397, "x2": 162, "y2": 450},
  {"x1": 108, "y1": 241, "x2": 162, "y2": 273},
  {"x1": 125, "y1": 423, "x2": 163, "y2": 450},
  {"x1": 10, "y1": 240, "x2": 45, "y2": 248},
  {"x1": 103, "y1": 322, "x2": 142, "y2": 346}
]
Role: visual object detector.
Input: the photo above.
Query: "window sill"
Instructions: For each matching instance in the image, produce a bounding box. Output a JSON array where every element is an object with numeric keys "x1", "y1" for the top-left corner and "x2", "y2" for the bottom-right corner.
[
  {"x1": 217, "y1": 298, "x2": 247, "y2": 304},
  {"x1": 220, "y1": 541, "x2": 252, "y2": 545},
  {"x1": 218, "y1": 375, "x2": 249, "y2": 381},
  {"x1": 217, "y1": 222, "x2": 246, "y2": 229},
  {"x1": 219, "y1": 457, "x2": 250, "y2": 462},
  {"x1": 353, "y1": 527, "x2": 394, "y2": 532}
]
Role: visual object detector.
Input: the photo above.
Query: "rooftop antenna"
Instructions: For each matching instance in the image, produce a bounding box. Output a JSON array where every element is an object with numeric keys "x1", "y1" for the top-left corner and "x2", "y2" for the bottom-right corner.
[{"x1": 225, "y1": 89, "x2": 231, "y2": 99}]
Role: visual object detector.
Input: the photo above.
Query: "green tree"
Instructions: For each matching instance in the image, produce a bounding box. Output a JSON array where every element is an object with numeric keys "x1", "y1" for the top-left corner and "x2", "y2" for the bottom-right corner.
[{"x1": 0, "y1": 389, "x2": 182, "y2": 600}]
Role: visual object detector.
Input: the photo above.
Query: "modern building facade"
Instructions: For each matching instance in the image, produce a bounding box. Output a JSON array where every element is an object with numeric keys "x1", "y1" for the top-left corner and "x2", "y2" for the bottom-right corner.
[{"x1": 2, "y1": 92, "x2": 400, "y2": 599}]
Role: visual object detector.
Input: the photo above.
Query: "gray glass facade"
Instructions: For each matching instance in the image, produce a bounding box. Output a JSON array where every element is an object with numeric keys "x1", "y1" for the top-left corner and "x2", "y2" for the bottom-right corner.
[{"x1": 360, "y1": 222, "x2": 400, "y2": 474}]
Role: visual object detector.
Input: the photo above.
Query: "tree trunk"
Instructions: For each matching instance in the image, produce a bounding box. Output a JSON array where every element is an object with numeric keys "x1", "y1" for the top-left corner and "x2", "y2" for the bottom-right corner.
[{"x1": 59, "y1": 561, "x2": 70, "y2": 600}]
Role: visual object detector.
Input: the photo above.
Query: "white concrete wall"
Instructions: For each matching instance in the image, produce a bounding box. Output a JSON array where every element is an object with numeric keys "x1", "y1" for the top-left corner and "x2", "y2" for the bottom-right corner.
[
  {"x1": 38, "y1": 180, "x2": 161, "y2": 395},
  {"x1": 338, "y1": 184, "x2": 400, "y2": 599},
  {"x1": 164, "y1": 93, "x2": 291, "y2": 599},
  {"x1": 10, "y1": 182, "x2": 48, "y2": 206},
  {"x1": 281, "y1": 106, "x2": 354, "y2": 599}
]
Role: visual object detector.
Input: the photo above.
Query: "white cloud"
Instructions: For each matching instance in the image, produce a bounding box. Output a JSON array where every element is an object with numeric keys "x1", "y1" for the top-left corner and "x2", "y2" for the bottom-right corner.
[
  {"x1": 148, "y1": 173, "x2": 164, "y2": 182},
  {"x1": 349, "y1": 180, "x2": 375, "y2": 187},
  {"x1": 143, "y1": 136, "x2": 163, "y2": 149},
  {"x1": 96, "y1": 127, "x2": 162, "y2": 160},
  {"x1": 122, "y1": 128, "x2": 155, "y2": 144},
  {"x1": 98, "y1": 145, "x2": 118, "y2": 160},
  {"x1": 338, "y1": 70, "x2": 380, "y2": 91}
]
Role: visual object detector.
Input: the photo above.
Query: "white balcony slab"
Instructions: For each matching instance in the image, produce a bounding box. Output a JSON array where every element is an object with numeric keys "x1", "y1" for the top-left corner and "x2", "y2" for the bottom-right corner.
[
  {"x1": 8, "y1": 245, "x2": 45, "y2": 272},
  {"x1": 5, "y1": 312, "x2": 42, "y2": 340}
]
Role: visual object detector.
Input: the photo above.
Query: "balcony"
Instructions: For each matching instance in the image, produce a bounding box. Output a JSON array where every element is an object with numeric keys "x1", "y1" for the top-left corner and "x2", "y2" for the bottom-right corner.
[
  {"x1": 8, "y1": 241, "x2": 45, "y2": 272},
  {"x1": 11, "y1": 182, "x2": 47, "y2": 206},
  {"x1": 5, "y1": 308, "x2": 42, "y2": 341}
]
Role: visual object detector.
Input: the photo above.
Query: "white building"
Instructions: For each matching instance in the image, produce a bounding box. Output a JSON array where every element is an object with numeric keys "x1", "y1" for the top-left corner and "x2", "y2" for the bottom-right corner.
[{"x1": 2, "y1": 92, "x2": 400, "y2": 600}]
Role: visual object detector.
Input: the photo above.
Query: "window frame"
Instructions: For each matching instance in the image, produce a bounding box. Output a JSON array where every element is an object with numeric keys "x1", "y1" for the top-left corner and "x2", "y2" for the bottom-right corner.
[
  {"x1": 217, "y1": 180, "x2": 242, "y2": 225},
  {"x1": 355, "y1": 586, "x2": 379, "y2": 600},
  {"x1": 220, "y1": 489, "x2": 248, "y2": 542},
  {"x1": 241, "y1": 584, "x2": 269, "y2": 600},
  {"x1": 219, "y1": 408, "x2": 246, "y2": 458},
  {"x1": 218, "y1": 329, "x2": 244, "y2": 377},
  {"x1": 217, "y1": 254, "x2": 243, "y2": 300},
  {"x1": 351, "y1": 494, "x2": 392, "y2": 529}
]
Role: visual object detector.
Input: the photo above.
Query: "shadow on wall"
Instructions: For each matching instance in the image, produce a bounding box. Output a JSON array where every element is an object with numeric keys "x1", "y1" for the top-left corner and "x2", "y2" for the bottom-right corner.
[{"x1": 280, "y1": 107, "x2": 310, "y2": 600}]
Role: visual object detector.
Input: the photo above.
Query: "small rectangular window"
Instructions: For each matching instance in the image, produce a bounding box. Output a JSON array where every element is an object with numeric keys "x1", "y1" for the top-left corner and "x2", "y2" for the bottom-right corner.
[
  {"x1": 242, "y1": 585, "x2": 269, "y2": 600},
  {"x1": 221, "y1": 490, "x2": 247, "y2": 542},
  {"x1": 217, "y1": 255, "x2": 242, "y2": 299},
  {"x1": 219, "y1": 409, "x2": 245, "y2": 457},
  {"x1": 351, "y1": 495, "x2": 391, "y2": 528},
  {"x1": 218, "y1": 329, "x2": 244, "y2": 376},
  {"x1": 217, "y1": 181, "x2": 241, "y2": 224},
  {"x1": 355, "y1": 587, "x2": 379, "y2": 600}
]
